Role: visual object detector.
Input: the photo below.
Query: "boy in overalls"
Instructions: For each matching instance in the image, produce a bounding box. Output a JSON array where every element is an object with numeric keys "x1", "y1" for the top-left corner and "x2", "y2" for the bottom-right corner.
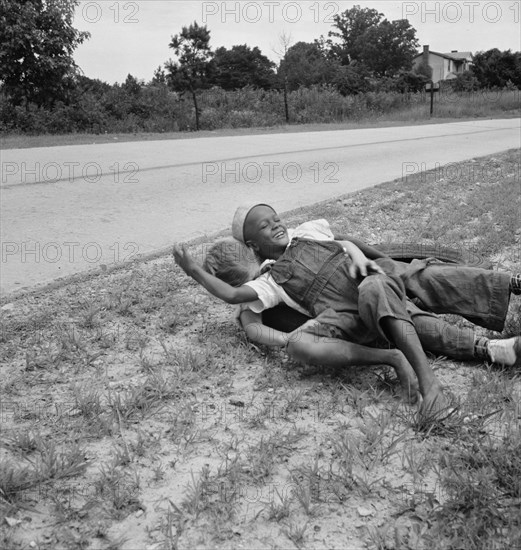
[
  {"x1": 227, "y1": 203, "x2": 520, "y2": 369},
  {"x1": 174, "y1": 204, "x2": 520, "y2": 420}
]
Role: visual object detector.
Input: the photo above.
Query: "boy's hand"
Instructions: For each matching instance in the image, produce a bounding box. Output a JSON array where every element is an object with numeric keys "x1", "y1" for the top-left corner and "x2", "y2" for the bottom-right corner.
[
  {"x1": 173, "y1": 244, "x2": 198, "y2": 276},
  {"x1": 348, "y1": 255, "x2": 386, "y2": 279},
  {"x1": 338, "y1": 240, "x2": 386, "y2": 279}
]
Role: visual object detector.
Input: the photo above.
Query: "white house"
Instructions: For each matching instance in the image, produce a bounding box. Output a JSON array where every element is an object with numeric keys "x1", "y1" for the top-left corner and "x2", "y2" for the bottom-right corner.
[{"x1": 413, "y1": 46, "x2": 473, "y2": 83}]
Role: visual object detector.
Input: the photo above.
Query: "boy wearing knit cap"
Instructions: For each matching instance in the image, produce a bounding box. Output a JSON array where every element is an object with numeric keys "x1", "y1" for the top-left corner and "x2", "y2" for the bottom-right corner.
[
  {"x1": 229, "y1": 203, "x2": 521, "y2": 370},
  {"x1": 174, "y1": 203, "x2": 520, "y2": 420},
  {"x1": 177, "y1": 204, "x2": 453, "y2": 419}
]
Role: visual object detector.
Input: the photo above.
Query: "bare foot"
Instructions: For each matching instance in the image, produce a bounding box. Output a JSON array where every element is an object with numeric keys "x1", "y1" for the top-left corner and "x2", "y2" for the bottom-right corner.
[
  {"x1": 419, "y1": 384, "x2": 454, "y2": 422},
  {"x1": 388, "y1": 350, "x2": 420, "y2": 404}
]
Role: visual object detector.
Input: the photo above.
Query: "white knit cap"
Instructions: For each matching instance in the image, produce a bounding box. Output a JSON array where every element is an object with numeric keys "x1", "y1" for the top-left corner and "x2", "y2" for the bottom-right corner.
[{"x1": 231, "y1": 203, "x2": 272, "y2": 243}]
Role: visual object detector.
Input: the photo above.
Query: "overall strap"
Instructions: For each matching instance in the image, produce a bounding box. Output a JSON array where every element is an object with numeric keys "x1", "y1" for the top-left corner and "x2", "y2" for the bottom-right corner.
[
  {"x1": 271, "y1": 238, "x2": 346, "y2": 311},
  {"x1": 302, "y1": 252, "x2": 347, "y2": 308}
]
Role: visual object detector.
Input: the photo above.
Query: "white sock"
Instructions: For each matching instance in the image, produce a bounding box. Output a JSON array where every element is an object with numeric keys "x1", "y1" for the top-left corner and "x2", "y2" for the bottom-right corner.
[{"x1": 488, "y1": 337, "x2": 518, "y2": 366}]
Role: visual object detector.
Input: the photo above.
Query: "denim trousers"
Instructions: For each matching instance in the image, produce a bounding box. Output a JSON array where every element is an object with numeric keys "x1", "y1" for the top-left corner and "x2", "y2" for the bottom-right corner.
[{"x1": 269, "y1": 239, "x2": 511, "y2": 360}]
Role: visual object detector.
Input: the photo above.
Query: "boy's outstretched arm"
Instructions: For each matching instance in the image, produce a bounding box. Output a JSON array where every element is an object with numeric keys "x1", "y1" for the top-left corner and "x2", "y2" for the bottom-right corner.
[{"x1": 173, "y1": 244, "x2": 258, "y2": 304}]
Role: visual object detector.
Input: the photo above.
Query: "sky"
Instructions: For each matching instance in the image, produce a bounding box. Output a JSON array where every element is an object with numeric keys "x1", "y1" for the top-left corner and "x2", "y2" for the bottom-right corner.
[{"x1": 73, "y1": 0, "x2": 521, "y2": 84}]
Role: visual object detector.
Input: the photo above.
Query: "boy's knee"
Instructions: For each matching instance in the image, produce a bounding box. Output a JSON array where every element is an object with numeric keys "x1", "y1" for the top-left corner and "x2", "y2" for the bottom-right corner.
[
  {"x1": 360, "y1": 273, "x2": 405, "y2": 301},
  {"x1": 359, "y1": 274, "x2": 385, "y2": 295}
]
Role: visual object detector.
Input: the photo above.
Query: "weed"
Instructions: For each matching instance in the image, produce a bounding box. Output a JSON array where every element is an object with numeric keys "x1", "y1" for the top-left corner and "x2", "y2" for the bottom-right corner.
[
  {"x1": 467, "y1": 368, "x2": 518, "y2": 412},
  {"x1": 280, "y1": 388, "x2": 308, "y2": 419},
  {"x1": 365, "y1": 524, "x2": 390, "y2": 550},
  {"x1": 246, "y1": 429, "x2": 307, "y2": 483},
  {"x1": 31, "y1": 441, "x2": 88, "y2": 481},
  {"x1": 282, "y1": 520, "x2": 308, "y2": 549},
  {"x1": 265, "y1": 486, "x2": 292, "y2": 522},
  {"x1": 341, "y1": 384, "x2": 374, "y2": 417},
  {"x1": 180, "y1": 467, "x2": 211, "y2": 518},
  {"x1": 152, "y1": 462, "x2": 166, "y2": 483},
  {"x1": 166, "y1": 401, "x2": 200, "y2": 446},
  {"x1": 96, "y1": 463, "x2": 142, "y2": 519},
  {"x1": 78, "y1": 303, "x2": 101, "y2": 329},
  {"x1": 358, "y1": 409, "x2": 409, "y2": 469},
  {"x1": 2, "y1": 429, "x2": 44, "y2": 455},
  {"x1": 330, "y1": 427, "x2": 384, "y2": 495},
  {"x1": 400, "y1": 440, "x2": 435, "y2": 491},
  {"x1": 291, "y1": 476, "x2": 320, "y2": 518},
  {"x1": 419, "y1": 426, "x2": 521, "y2": 548},
  {"x1": 125, "y1": 330, "x2": 149, "y2": 351},
  {"x1": 157, "y1": 503, "x2": 183, "y2": 550},
  {"x1": 158, "y1": 312, "x2": 179, "y2": 335},
  {"x1": 160, "y1": 340, "x2": 213, "y2": 375},
  {"x1": 0, "y1": 442, "x2": 88, "y2": 507},
  {"x1": 107, "y1": 381, "x2": 169, "y2": 424},
  {"x1": 72, "y1": 384, "x2": 103, "y2": 420},
  {"x1": 138, "y1": 349, "x2": 158, "y2": 373},
  {"x1": 0, "y1": 459, "x2": 36, "y2": 502}
]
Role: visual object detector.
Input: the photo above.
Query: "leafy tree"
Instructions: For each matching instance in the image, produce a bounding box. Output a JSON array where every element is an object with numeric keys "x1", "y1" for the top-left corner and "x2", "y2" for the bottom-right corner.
[
  {"x1": 74, "y1": 75, "x2": 111, "y2": 98},
  {"x1": 394, "y1": 71, "x2": 430, "y2": 93},
  {"x1": 151, "y1": 66, "x2": 167, "y2": 86},
  {"x1": 279, "y1": 41, "x2": 339, "y2": 91},
  {"x1": 123, "y1": 74, "x2": 142, "y2": 97},
  {"x1": 360, "y1": 19, "x2": 418, "y2": 77},
  {"x1": 375, "y1": 71, "x2": 430, "y2": 93},
  {"x1": 452, "y1": 70, "x2": 480, "y2": 92},
  {"x1": 327, "y1": 5, "x2": 419, "y2": 78},
  {"x1": 333, "y1": 62, "x2": 372, "y2": 95},
  {"x1": 272, "y1": 31, "x2": 293, "y2": 123},
  {"x1": 414, "y1": 60, "x2": 433, "y2": 81},
  {"x1": 210, "y1": 45, "x2": 275, "y2": 90},
  {"x1": 165, "y1": 21, "x2": 213, "y2": 130},
  {"x1": 471, "y1": 49, "x2": 521, "y2": 89},
  {"x1": 327, "y1": 6, "x2": 381, "y2": 65},
  {"x1": 0, "y1": 0, "x2": 90, "y2": 108}
]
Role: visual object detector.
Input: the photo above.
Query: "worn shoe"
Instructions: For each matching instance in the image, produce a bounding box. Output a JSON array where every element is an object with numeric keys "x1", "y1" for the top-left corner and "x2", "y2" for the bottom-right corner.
[{"x1": 488, "y1": 336, "x2": 521, "y2": 367}]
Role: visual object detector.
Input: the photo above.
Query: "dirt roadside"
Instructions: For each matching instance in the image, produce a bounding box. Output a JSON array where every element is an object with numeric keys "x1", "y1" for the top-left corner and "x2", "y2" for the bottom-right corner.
[{"x1": 1, "y1": 149, "x2": 520, "y2": 550}]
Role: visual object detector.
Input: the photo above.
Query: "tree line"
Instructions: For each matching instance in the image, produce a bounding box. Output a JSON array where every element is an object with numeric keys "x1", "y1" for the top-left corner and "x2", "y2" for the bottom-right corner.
[{"x1": 1, "y1": 0, "x2": 520, "y2": 134}]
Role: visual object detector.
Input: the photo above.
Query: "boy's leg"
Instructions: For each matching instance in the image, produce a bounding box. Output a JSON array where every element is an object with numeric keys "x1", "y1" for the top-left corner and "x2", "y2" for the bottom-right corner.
[
  {"x1": 286, "y1": 332, "x2": 420, "y2": 402},
  {"x1": 381, "y1": 317, "x2": 449, "y2": 418},
  {"x1": 357, "y1": 273, "x2": 451, "y2": 419},
  {"x1": 388, "y1": 259, "x2": 513, "y2": 332},
  {"x1": 411, "y1": 310, "x2": 521, "y2": 366}
]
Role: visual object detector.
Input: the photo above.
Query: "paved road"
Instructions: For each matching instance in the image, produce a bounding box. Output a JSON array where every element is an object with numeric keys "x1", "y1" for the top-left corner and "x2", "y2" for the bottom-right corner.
[{"x1": 1, "y1": 118, "x2": 520, "y2": 296}]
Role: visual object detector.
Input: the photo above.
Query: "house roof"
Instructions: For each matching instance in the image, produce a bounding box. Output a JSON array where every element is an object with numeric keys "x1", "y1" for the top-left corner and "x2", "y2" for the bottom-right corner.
[
  {"x1": 442, "y1": 51, "x2": 472, "y2": 60},
  {"x1": 413, "y1": 50, "x2": 473, "y2": 62}
]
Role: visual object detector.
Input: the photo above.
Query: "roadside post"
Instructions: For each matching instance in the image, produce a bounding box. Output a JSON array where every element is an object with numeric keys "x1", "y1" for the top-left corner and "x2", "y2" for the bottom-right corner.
[{"x1": 426, "y1": 81, "x2": 440, "y2": 116}]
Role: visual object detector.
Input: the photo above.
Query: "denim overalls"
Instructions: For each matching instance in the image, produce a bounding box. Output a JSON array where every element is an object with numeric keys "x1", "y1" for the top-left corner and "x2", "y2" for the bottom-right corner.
[
  {"x1": 268, "y1": 238, "x2": 413, "y2": 346},
  {"x1": 267, "y1": 238, "x2": 512, "y2": 356}
]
